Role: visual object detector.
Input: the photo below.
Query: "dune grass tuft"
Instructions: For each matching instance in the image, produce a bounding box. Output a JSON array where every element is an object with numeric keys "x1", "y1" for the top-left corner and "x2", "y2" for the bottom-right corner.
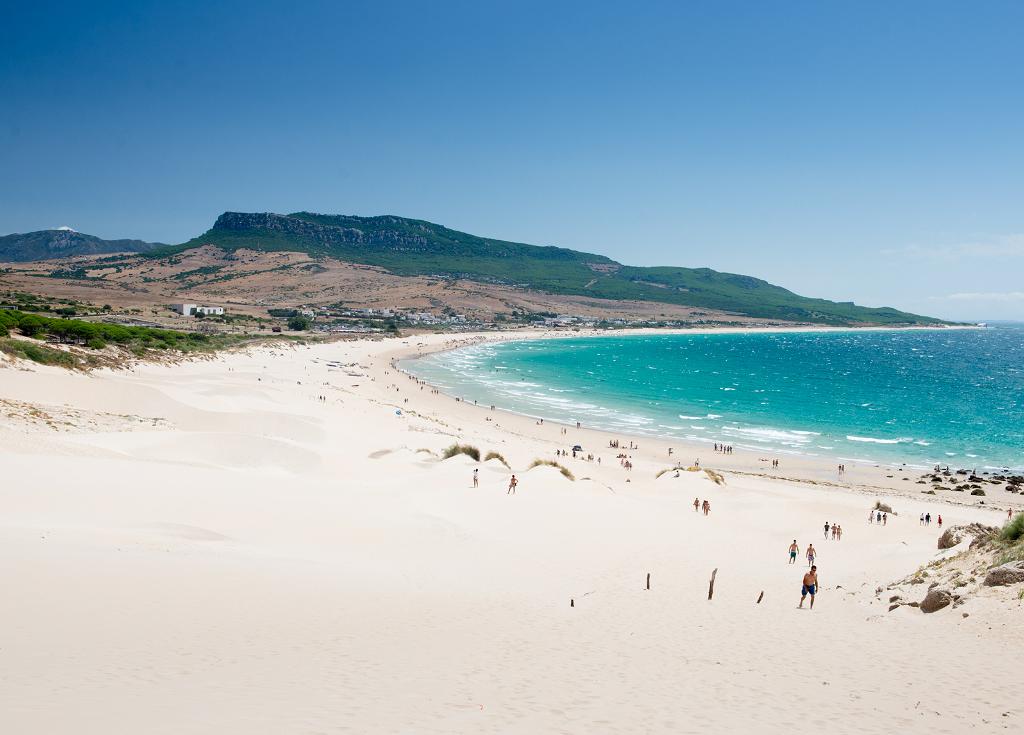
[
  {"x1": 442, "y1": 443, "x2": 480, "y2": 461},
  {"x1": 484, "y1": 451, "x2": 510, "y2": 469},
  {"x1": 704, "y1": 468, "x2": 726, "y2": 486},
  {"x1": 656, "y1": 466, "x2": 685, "y2": 479},
  {"x1": 1000, "y1": 513, "x2": 1024, "y2": 543},
  {"x1": 529, "y1": 459, "x2": 574, "y2": 480}
]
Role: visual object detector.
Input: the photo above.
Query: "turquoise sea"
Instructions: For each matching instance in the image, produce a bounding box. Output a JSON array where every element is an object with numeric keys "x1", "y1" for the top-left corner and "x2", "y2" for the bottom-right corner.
[{"x1": 404, "y1": 324, "x2": 1024, "y2": 471}]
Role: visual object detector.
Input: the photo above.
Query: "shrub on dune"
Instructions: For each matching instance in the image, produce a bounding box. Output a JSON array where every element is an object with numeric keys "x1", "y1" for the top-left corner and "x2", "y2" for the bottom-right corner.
[
  {"x1": 1001, "y1": 513, "x2": 1024, "y2": 543},
  {"x1": 484, "y1": 451, "x2": 510, "y2": 469},
  {"x1": 442, "y1": 443, "x2": 480, "y2": 461},
  {"x1": 704, "y1": 468, "x2": 726, "y2": 486},
  {"x1": 529, "y1": 459, "x2": 574, "y2": 480}
]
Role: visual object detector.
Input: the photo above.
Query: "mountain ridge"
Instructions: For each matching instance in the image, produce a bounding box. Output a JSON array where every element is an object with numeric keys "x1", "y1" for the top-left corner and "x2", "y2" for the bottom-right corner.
[
  {"x1": 0, "y1": 229, "x2": 163, "y2": 262},
  {"x1": 2, "y1": 212, "x2": 946, "y2": 325},
  {"x1": 179, "y1": 211, "x2": 943, "y2": 325}
]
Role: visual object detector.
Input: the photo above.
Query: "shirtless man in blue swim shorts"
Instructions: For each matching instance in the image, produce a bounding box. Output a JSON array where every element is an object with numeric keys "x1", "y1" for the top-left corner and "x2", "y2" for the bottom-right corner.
[{"x1": 799, "y1": 566, "x2": 818, "y2": 609}]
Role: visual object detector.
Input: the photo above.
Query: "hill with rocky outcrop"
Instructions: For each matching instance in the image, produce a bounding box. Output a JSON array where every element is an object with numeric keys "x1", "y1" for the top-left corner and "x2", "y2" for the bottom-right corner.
[{"x1": 171, "y1": 211, "x2": 947, "y2": 326}]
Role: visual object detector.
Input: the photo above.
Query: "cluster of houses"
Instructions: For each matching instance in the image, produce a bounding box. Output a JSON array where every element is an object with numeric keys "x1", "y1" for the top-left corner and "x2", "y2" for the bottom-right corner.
[{"x1": 291, "y1": 305, "x2": 471, "y2": 326}]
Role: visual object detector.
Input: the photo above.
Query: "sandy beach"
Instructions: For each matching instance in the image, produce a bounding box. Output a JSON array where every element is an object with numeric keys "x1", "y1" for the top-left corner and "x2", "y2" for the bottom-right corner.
[{"x1": 1, "y1": 331, "x2": 1021, "y2": 734}]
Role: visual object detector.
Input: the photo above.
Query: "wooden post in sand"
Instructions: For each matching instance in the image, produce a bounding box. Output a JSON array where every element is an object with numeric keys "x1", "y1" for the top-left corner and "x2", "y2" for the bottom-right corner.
[
  {"x1": 646, "y1": 573, "x2": 651, "y2": 590},
  {"x1": 757, "y1": 591, "x2": 764, "y2": 604},
  {"x1": 708, "y1": 568, "x2": 718, "y2": 600}
]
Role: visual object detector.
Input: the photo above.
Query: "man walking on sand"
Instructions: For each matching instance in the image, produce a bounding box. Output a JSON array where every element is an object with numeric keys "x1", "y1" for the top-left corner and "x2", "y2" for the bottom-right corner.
[
  {"x1": 473, "y1": 468, "x2": 479, "y2": 488},
  {"x1": 788, "y1": 540, "x2": 799, "y2": 564},
  {"x1": 799, "y1": 565, "x2": 819, "y2": 609},
  {"x1": 806, "y1": 543, "x2": 816, "y2": 567},
  {"x1": 507, "y1": 474, "x2": 518, "y2": 495}
]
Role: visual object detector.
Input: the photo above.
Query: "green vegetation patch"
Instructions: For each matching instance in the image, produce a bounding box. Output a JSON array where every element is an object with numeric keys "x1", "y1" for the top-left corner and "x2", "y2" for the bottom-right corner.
[
  {"x1": 0, "y1": 309, "x2": 247, "y2": 355},
  {"x1": 1000, "y1": 513, "x2": 1024, "y2": 544},
  {"x1": 0, "y1": 338, "x2": 83, "y2": 369}
]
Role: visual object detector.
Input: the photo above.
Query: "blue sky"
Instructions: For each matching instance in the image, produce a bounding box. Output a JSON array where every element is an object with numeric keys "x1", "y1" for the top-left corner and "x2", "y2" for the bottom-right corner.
[{"x1": 2, "y1": 1, "x2": 1022, "y2": 320}]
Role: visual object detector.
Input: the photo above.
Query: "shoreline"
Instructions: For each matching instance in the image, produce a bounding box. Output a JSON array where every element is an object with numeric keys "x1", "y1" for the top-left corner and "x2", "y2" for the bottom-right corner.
[
  {"x1": 380, "y1": 328, "x2": 1022, "y2": 509},
  {"x1": 2, "y1": 328, "x2": 1021, "y2": 733}
]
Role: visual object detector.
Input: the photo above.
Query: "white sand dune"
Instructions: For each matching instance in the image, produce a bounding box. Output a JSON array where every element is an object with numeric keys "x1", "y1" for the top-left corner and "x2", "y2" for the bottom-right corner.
[{"x1": 1, "y1": 334, "x2": 1021, "y2": 734}]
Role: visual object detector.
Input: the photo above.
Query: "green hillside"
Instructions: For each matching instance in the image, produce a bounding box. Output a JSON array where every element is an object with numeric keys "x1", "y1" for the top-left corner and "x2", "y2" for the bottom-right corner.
[{"x1": 169, "y1": 211, "x2": 944, "y2": 325}]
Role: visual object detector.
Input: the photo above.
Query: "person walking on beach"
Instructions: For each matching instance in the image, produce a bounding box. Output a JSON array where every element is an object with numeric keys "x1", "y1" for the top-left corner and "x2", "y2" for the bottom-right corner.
[
  {"x1": 824, "y1": 522, "x2": 830, "y2": 539},
  {"x1": 507, "y1": 475, "x2": 518, "y2": 495},
  {"x1": 473, "y1": 469, "x2": 479, "y2": 488},
  {"x1": 789, "y1": 540, "x2": 799, "y2": 564},
  {"x1": 869, "y1": 510, "x2": 874, "y2": 524},
  {"x1": 799, "y1": 566, "x2": 819, "y2": 609},
  {"x1": 806, "y1": 543, "x2": 816, "y2": 567},
  {"x1": 937, "y1": 515, "x2": 942, "y2": 528},
  {"x1": 882, "y1": 512, "x2": 888, "y2": 526},
  {"x1": 694, "y1": 497, "x2": 700, "y2": 512}
]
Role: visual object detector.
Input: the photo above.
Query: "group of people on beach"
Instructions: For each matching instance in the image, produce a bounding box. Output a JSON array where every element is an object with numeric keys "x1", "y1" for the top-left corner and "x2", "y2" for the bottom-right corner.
[
  {"x1": 919, "y1": 512, "x2": 942, "y2": 527},
  {"x1": 693, "y1": 497, "x2": 711, "y2": 515},
  {"x1": 556, "y1": 447, "x2": 598, "y2": 462},
  {"x1": 608, "y1": 439, "x2": 640, "y2": 450},
  {"x1": 869, "y1": 510, "x2": 888, "y2": 525},
  {"x1": 787, "y1": 540, "x2": 818, "y2": 565},
  {"x1": 823, "y1": 521, "x2": 843, "y2": 540},
  {"x1": 713, "y1": 443, "x2": 733, "y2": 454}
]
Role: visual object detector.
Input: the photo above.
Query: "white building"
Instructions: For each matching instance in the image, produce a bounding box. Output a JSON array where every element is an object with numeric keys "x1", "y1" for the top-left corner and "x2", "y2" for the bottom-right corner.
[{"x1": 173, "y1": 304, "x2": 224, "y2": 317}]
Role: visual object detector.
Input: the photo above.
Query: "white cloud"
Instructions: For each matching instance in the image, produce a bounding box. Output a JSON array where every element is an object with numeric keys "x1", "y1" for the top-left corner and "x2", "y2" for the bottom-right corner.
[
  {"x1": 931, "y1": 291, "x2": 1024, "y2": 302},
  {"x1": 882, "y1": 234, "x2": 1024, "y2": 260}
]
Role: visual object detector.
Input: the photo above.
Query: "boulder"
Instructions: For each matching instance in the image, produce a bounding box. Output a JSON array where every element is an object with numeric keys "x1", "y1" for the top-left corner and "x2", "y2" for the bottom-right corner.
[
  {"x1": 971, "y1": 488, "x2": 986, "y2": 496},
  {"x1": 983, "y1": 561, "x2": 1024, "y2": 587},
  {"x1": 920, "y1": 588, "x2": 952, "y2": 613}
]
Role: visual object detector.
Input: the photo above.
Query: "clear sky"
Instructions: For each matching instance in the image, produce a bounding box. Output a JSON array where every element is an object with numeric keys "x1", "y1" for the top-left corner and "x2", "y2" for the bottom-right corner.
[{"x1": 2, "y1": 1, "x2": 1022, "y2": 320}]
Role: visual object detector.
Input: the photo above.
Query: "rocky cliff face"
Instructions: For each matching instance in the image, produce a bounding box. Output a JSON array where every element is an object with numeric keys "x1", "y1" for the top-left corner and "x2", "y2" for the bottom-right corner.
[{"x1": 212, "y1": 212, "x2": 439, "y2": 254}]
